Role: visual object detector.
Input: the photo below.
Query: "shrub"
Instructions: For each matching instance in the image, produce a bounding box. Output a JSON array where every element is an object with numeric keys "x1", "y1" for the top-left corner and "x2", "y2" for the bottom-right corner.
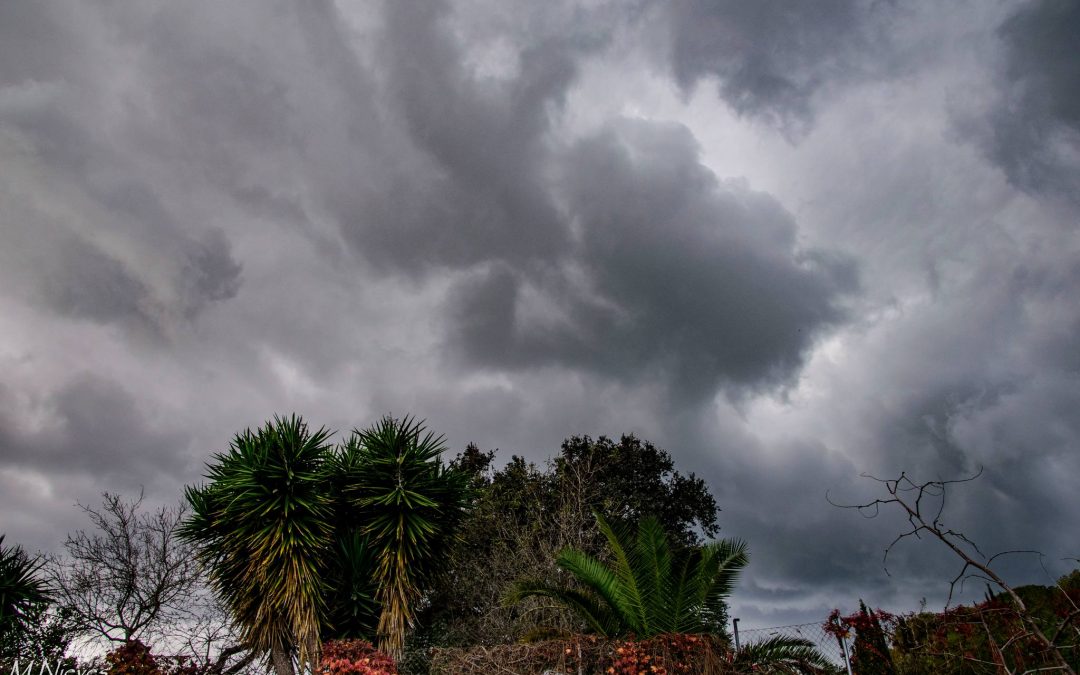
[
  {"x1": 317, "y1": 639, "x2": 397, "y2": 675},
  {"x1": 602, "y1": 634, "x2": 729, "y2": 674},
  {"x1": 429, "y1": 634, "x2": 731, "y2": 674},
  {"x1": 103, "y1": 640, "x2": 207, "y2": 675},
  {"x1": 105, "y1": 641, "x2": 164, "y2": 675}
]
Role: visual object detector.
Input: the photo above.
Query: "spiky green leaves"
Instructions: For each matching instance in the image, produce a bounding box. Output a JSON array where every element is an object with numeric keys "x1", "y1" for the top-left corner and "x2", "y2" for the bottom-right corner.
[
  {"x1": 322, "y1": 531, "x2": 380, "y2": 640},
  {"x1": 336, "y1": 416, "x2": 470, "y2": 657},
  {"x1": 181, "y1": 414, "x2": 334, "y2": 670},
  {"x1": 732, "y1": 635, "x2": 836, "y2": 673},
  {"x1": 505, "y1": 513, "x2": 749, "y2": 639},
  {"x1": 181, "y1": 414, "x2": 472, "y2": 666},
  {"x1": 0, "y1": 535, "x2": 51, "y2": 642}
]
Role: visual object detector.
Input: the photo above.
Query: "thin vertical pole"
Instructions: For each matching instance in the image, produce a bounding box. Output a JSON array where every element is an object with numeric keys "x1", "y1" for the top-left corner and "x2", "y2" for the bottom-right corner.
[
  {"x1": 732, "y1": 617, "x2": 741, "y2": 651},
  {"x1": 834, "y1": 615, "x2": 854, "y2": 675}
]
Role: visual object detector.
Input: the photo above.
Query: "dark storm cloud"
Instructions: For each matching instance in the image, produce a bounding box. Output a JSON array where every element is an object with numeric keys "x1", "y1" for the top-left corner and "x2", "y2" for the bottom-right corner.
[
  {"x1": 0, "y1": 180, "x2": 242, "y2": 333},
  {"x1": 450, "y1": 118, "x2": 855, "y2": 400},
  {"x1": 43, "y1": 235, "x2": 150, "y2": 325},
  {"x1": 1, "y1": 0, "x2": 1078, "y2": 631},
  {"x1": 179, "y1": 229, "x2": 244, "y2": 314},
  {"x1": 345, "y1": 0, "x2": 579, "y2": 271},
  {"x1": 0, "y1": 375, "x2": 188, "y2": 483},
  {"x1": 973, "y1": 0, "x2": 1080, "y2": 197},
  {"x1": 647, "y1": 415, "x2": 918, "y2": 624},
  {"x1": 866, "y1": 372, "x2": 1080, "y2": 564},
  {"x1": 0, "y1": 3, "x2": 246, "y2": 333},
  {"x1": 665, "y1": 0, "x2": 880, "y2": 135},
  {"x1": 790, "y1": 236, "x2": 1080, "y2": 599}
]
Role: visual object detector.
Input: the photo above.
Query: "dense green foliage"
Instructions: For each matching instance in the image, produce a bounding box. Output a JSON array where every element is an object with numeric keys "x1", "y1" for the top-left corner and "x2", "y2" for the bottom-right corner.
[
  {"x1": 505, "y1": 512, "x2": 747, "y2": 638},
  {"x1": 502, "y1": 514, "x2": 834, "y2": 673},
  {"x1": 889, "y1": 574, "x2": 1080, "y2": 674},
  {"x1": 0, "y1": 535, "x2": 50, "y2": 639},
  {"x1": 1, "y1": 536, "x2": 77, "y2": 668},
  {"x1": 181, "y1": 414, "x2": 470, "y2": 671},
  {"x1": 181, "y1": 415, "x2": 334, "y2": 671},
  {"x1": 333, "y1": 417, "x2": 470, "y2": 657},
  {"x1": 0, "y1": 598, "x2": 76, "y2": 668},
  {"x1": 416, "y1": 435, "x2": 721, "y2": 652},
  {"x1": 555, "y1": 435, "x2": 720, "y2": 548}
]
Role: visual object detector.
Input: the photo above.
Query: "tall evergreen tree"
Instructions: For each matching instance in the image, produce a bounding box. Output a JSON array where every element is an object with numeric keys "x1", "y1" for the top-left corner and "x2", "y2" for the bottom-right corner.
[{"x1": 850, "y1": 600, "x2": 897, "y2": 675}]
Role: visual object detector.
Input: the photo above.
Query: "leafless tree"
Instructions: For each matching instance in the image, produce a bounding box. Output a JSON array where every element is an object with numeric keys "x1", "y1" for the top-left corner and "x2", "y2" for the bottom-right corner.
[
  {"x1": 829, "y1": 470, "x2": 1078, "y2": 675},
  {"x1": 48, "y1": 491, "x2": 256, "y2": 673}
]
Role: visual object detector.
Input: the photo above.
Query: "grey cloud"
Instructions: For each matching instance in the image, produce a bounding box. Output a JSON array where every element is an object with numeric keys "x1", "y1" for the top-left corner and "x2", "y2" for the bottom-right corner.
[
  {"x1": 666, "y1": 0, "x2": 877, "y2": 136},
  {"x1": 44, "y1": 235, "x2": 151, "y2": 325},
  {"x1": 180, "y1": 228, "x2": 243, "y2": 314},
  {"x1": 98, "y1": 186, "x2": 242, "y2": 316},
  {"x1": 0, "y1": 375, "x2": 189, "y2": 484},
  {"x1": 0, "y1": 12, "x2": 245, "y2": 333},
  {"x1": 973, "y1": 0, "x2": 1080, "y2": 197},
  {"x1": 0, "y1": 3, "x2": 82, "y2": 86},
  {"x1": 805, "y1": 254, "x2": 1080, "y2": 593},
  {"x1": 342, "y1": 0, "x2": 579, "y2": 272},
  {"x1": 642, "y1": 416, "x2": 913, "y2": 624},
  {"x1": 0, "y1": 181, "x2": 242, "y2": 333},
  {"x1": 449, "y1": 118, "x2": 855, "y2": 401},
  {"x1": 2, "y1": 0, "x2": 1079, "y2": 631}
]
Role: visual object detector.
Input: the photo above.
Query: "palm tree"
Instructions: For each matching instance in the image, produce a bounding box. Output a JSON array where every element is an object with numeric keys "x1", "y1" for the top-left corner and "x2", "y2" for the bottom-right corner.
[
  {"x1": 337, "y1": 416, "x2": 470, "y2": 658},
  {"x1": 732, "y1": 635, "x2": 837, "y2": 674},
  {"x1": 505, "y1": 514, "x2": 834, "y2": 673},
  {"x1": 0, "y1": 535, "x2": 51, "y2": 643},
  {"x1": 181, "y1": 415, "x2": 334, "y2": 675},
  {"x1": 506, "y1": 513, "x2": 746, "y2": 637}
]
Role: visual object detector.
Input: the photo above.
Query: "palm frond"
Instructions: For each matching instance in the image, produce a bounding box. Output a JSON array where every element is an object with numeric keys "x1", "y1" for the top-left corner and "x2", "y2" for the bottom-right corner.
[
  {"x1": 0, "y1": 535, "x2": 51, "y2": 636},
  {"x1": 594, "y1": 513, "x2": 649, "y2": 635},
  {"x1": 555, "y1": 548, "x2": 634, "y2": 634},
  {"x1": 635, "y1": 516, "x2": 673, "y2": 633},
  {"x1": 504, "y1": 580, "x2": 619, "y2": 636},
  {"x1": 735, "y1": 635, "x2": 836, "y2": 674},
  {"x1": 699, "y1": 538, "x2": 748, "y2": 629},
  {"x1": 505, "y1": 512, "x2": 749, "y2": 642}
]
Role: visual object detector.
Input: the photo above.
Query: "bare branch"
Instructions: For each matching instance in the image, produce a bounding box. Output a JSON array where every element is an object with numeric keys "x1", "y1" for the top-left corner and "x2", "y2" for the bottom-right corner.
[
  {"x1": 47, "y1": 491, "x2": 252, "y2": 670},
  {"x1": 832, "y1": 469, "x2": 1076, "y2": 675}
]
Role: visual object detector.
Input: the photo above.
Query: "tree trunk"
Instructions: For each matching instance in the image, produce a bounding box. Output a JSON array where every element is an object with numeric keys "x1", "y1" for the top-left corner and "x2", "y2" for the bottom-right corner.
[{"x1": 271, "y1": 645, "x2": 295, "y2": 675}]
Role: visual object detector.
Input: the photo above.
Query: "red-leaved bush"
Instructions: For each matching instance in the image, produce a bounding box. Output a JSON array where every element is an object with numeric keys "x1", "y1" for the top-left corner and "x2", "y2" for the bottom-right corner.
[
  {"x1": 317, "y1": 639, "x2": 397, "y2": 675},
  {"x1": 601, "y1": 634, "x2": 726, "y2": 674},
  {"x1": 103, "y1": 640, "x2": 203, "y2": 675}
]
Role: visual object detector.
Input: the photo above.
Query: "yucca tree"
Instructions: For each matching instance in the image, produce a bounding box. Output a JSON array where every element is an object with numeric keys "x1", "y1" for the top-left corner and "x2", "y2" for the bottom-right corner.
[
  {"x1": 181, "y1": 415, "x2": 334, "y2": 675},
  {"x1": 337, "y1": 416, "x2": 470, "y2": 658},
  {"x1": 506, "y1": 513, "x2": 747, "y2": 637},
  {"x1": 320, "y1": 530, "x2": 380, "y2": 640},
  {"x1": 0, "y1": 535, "x2": 50, "y2": 644}
]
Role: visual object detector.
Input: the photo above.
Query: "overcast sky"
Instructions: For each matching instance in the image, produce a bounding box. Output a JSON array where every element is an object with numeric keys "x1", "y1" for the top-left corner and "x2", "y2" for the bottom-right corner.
[{"x1": 2, "y1": 0, "x2": 1078, "y2": 629}]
